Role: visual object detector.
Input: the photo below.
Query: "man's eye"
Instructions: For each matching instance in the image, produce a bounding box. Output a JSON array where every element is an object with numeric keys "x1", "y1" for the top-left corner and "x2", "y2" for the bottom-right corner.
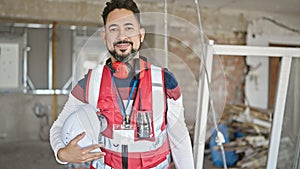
[
  {"x1": 109, "y1": 27, "x2": 118, "y2": 32},
  {"x1": 125, "y1": 27, "x2": 134, "y2": 31}
]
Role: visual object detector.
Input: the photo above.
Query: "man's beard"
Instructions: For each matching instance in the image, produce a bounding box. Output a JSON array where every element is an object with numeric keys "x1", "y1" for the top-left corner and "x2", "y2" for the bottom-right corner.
[
  {"x1": 108, "y1": 40, "x2": 140, "y2": 62},
  {"x1": 109, "y1": 48, "x2": 138, "y2": 62}
]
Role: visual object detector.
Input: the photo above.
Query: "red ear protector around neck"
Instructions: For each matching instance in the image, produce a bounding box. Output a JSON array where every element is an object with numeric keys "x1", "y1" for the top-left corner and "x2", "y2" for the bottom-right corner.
[
  {"x1": 107, "y1": 57, "x2": 148, "y2": 79},
  {"x1": 112, "y1": 61, "x2": 133, "y2": 79}
]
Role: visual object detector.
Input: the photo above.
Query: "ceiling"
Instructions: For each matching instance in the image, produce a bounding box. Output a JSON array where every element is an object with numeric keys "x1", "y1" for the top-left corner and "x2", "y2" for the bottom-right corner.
[
  {"x1": 55, "y1": 0, "x2": 300, "y2": 16},
  {"x1": 139, "y1": 0, "x2": 300, "y2": 16}
]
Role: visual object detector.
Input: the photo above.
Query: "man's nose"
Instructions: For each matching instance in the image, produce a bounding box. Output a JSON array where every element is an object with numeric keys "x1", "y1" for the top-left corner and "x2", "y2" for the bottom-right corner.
[{"x1": 117, "y1": 29, "x2": 128, "y2": 40}]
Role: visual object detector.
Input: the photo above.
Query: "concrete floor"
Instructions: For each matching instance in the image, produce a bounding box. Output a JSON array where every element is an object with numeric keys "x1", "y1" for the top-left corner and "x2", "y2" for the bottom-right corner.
[
  {"x1": 0, "y1": 140, "x2": 66, "y2": 169},
  {"x1": 0, "y1": 139, "x2": 218, "y2": 169}
]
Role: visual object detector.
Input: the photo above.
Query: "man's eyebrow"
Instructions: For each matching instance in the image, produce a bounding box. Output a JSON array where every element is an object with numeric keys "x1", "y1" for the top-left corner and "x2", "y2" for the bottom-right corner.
[
  {"x1": 108, "y1": 24, "x2": 118, "y2": 28},
  {"x1": 124, "y1": 23, "x2": 134, "y2": 26}
]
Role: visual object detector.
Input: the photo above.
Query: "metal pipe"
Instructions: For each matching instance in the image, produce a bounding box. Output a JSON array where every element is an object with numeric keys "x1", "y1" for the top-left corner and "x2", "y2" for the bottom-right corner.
[
  {"x1": 52, "y1": 22, "x2": 58, "y2": 122},
  {"x1": 71, "y1": 26, "x2": 77, "y2": 88},
  {"x1": 164, "y1": 0, "x2": 168, "y2": 68},
  {"x1": 22, "y1": 28, "x2": 28, "y2": 93},
  {"x1": 29, "y1": 89, "x2": 69, "y2": 95},
  {"x1": 48, "y1": 24, "x2": 53, "y2": 89}
]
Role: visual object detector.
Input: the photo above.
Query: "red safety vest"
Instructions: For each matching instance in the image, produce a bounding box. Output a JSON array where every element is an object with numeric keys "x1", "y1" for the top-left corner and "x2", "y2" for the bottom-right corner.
[{"x1": 86, "y1": 62, "x2": 171, "y2": 169}]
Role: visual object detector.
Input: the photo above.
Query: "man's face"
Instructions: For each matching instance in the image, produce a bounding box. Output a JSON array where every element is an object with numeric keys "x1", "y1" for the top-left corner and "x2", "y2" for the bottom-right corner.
[{"x1": 102, "y1": 8, "x2": 145, "y2": 62}]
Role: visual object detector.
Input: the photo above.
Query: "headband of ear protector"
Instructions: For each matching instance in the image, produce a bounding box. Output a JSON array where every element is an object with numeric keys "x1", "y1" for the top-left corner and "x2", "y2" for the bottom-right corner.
[{"x1": 106, "y1": 56, "x2": 148, "y2": 79}]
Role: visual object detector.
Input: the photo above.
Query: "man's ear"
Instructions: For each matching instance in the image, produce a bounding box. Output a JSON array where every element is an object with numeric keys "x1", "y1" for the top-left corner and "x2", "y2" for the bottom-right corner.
[
  {"x1": 100, "y1": 28, "x2": 106, "y2": 42},
  {"x1": 140, "y1": 28, "x2": 145, "y2": 42}
]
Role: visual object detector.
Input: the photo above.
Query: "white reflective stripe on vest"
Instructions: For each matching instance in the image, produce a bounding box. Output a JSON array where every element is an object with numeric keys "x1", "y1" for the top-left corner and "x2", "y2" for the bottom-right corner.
[
  {"x1": 99, "y1": 129, "x2": 168, "y2": 152},
  {"x1": 151, "y1": 65, "x2": 164, "y2": 137},
  {"x1": 88, "y1": 64, "x2": 104, "y2": 109}
]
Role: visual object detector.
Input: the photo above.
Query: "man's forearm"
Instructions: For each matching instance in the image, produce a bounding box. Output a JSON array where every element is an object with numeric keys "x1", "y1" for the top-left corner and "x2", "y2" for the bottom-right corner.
[
  {"x1": 49, "y1": 94, "x2": 85, "y2": 164},
  {"x1": 167, "y1": 96, "x2": 195, "y2": 169}
]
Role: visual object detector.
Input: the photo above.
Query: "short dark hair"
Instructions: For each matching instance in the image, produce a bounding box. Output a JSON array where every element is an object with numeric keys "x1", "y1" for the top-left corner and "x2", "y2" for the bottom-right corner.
[{"x1": 102, "y1": 0, "x2": 141, "y2": 26}]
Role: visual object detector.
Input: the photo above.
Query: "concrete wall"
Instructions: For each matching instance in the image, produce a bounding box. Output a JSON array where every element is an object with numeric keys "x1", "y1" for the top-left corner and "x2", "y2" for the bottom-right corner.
[{"x1": 0, "y1": 93, "x2": 68, "y2": 141}]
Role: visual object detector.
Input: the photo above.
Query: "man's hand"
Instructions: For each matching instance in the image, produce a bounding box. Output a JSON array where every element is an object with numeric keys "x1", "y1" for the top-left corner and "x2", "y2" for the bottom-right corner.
[{"x1": 57, "y1": 132, "x2": 105, "y2": 164}]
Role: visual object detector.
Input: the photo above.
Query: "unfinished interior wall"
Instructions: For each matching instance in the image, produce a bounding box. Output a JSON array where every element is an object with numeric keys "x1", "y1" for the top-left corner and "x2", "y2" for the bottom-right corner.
[
  {"x1": 0, "y1": 94, "x2": 68, "y2": 141},
  {"x1": 0, "y1": 0, "x2": 299, "y2": 143},
  {"x1": 246, "y1": 16, "x2": 300, "y2": 109},
  {"x1": 245, "y1": 14, "x2": 300, "y2": 168}
]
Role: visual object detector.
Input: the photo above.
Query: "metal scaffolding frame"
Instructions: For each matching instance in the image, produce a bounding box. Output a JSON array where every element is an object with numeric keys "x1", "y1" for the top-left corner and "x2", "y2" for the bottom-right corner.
[
  {"x1": 193, "y1": 40, "x2": 300, "y2": 169},
  {"x1": 0, "y1": 23, "x2": 76, "y2": 95}
]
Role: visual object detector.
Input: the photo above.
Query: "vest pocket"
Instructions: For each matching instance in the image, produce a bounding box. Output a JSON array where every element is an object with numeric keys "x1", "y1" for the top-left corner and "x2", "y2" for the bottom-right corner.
[
  {"x1": 132, "y1": 110, "x2": 156, "y2": 142},
  {"x1": 100, "y1": 110, "x2": 123, "y2": 139}
]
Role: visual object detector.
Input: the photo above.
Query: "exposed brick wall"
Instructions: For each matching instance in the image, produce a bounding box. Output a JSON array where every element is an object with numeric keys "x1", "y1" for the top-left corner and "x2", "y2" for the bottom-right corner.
[
  {"x1": 167, "y1": 29, "x2": 247, "y2": 107},
  {"x1": 165, "y1": 27, "x2": 247, "y2": 125},
  {"x1": 209, "y1": 31, "x2": 247, "y2": 104}
]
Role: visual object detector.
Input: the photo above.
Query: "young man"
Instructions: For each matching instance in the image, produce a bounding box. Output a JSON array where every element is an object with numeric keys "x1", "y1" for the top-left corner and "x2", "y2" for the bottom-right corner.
[{"x1": 50, "y1": 0, "x2": 195, "y2": 168}]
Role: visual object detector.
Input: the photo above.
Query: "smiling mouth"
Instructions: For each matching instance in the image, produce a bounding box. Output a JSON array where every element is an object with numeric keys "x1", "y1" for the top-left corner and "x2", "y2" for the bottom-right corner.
[
  {"x1": 116, "y1": 43, "x2": 130, "y2": 50},
  {"x1": 113, "y1": 40, "x2": 133, "y2": 50}
]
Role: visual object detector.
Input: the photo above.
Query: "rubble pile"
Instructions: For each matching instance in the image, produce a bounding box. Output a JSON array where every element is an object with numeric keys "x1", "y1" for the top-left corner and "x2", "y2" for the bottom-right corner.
[{"x1": 216, "y1": 104, "x2": 273, "y2": 168}]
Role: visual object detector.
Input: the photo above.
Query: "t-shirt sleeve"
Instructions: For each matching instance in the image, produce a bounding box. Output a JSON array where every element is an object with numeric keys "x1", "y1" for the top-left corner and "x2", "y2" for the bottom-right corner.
[
  {"x1": 70, "y1": 72, "x2": 89, "y2": 103},
  {"x1": 164, "y1": 69, "x2": 195, "y2": 168},
  {"x1": 164, "y1": 68, "x2": 181, "y2": 100}
]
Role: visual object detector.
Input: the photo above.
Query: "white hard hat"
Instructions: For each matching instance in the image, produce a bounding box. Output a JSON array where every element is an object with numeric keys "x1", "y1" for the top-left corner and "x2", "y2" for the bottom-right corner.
[{"x1": 62, "y1": 104, "x2": 101, "y2": 152}]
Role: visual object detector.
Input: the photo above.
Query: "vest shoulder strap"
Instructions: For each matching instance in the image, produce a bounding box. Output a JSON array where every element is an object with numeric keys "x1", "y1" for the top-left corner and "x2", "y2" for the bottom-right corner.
[
  {"x1": 150, "y1": 65, "x2": 163, "y2": 86},
  {"x1": 87, "y1": 64, "x2": 104, "y2": 109}
]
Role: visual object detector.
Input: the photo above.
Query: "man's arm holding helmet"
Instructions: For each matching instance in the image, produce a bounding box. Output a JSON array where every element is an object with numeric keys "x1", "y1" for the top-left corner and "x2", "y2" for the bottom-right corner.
[
  {"x1": 50, "y1": 77, "x2": 105, "y2": 164},
  {"x1": 167, "y1": 96, "x2": 195, "y2": 169},
  {"x1": 165, "y1": 70, "x2": 195, "y2": 169}
]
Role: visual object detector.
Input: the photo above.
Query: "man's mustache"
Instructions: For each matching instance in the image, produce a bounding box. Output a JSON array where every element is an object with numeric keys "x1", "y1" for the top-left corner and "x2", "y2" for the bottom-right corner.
[{"x1": 113, "y1": 40, "x2": 133, "y2": 46}]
